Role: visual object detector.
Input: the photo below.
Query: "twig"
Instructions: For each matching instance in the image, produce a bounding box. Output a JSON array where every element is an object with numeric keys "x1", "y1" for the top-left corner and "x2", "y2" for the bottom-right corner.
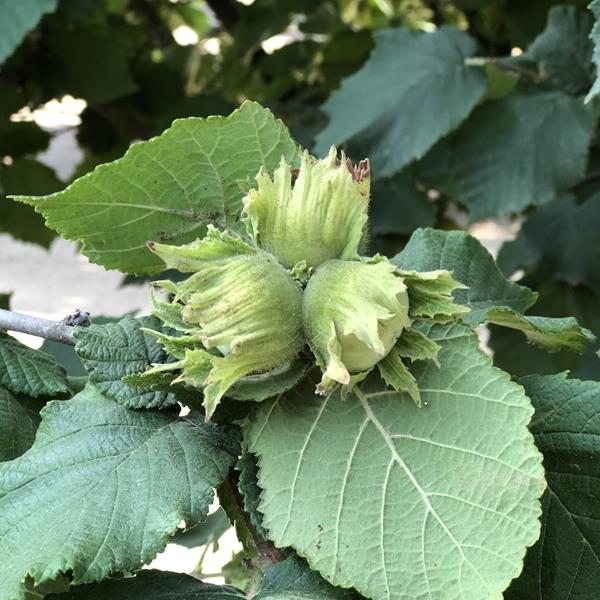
[
  {"x1": 0, "y1": 309, "x2": 78, "y2": 345},
  {"x1": 465, "y1": 56, "x2": 543, "y2": 82}
]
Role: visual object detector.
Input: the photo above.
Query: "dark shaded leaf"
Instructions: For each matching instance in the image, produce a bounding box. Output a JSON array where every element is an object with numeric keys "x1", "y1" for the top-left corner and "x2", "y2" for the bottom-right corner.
[
  {"x1": 315, "y1": 27, "x2": 486, "y2": 178},
  {"x1": 0, "y1": 385, "x2": 38, "y2": 461},
  {"x1": 171, "y1": 508, "x2": 231, "y2": 549},
  {"x1": 46, "y1": 569, "x2": 245, "y2": 599},
  {"x1": 498, "y1": 193, "x2": 600, "y2": 294},
  {"x1": 0, "y1": 331, "x2": 69, "y2": 397},
  {"x1": 506, "y1": 373, "x2": 600, "y2": 598},
  {"x1": 527, "y1": 5, "x2": 594, "y2": 95}
]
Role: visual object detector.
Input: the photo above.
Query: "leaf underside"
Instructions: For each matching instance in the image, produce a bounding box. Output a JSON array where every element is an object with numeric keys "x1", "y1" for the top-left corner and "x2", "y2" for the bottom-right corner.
[
  {"x1": 15, "y1": 101, "x2": 300, "y2": 274},
  {"x1": 245, "y1": 322, "x2": 545, "y2": 599}
]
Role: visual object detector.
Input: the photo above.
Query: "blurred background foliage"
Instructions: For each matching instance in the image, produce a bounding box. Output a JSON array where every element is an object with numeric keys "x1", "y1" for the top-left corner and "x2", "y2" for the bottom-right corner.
[{"x1": 1, "y1": 0, "x2": 599, "y2": 384}]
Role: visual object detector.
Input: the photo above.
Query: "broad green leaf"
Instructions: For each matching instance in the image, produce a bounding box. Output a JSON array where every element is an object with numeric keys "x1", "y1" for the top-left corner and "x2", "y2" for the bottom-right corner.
[
  {"x1": 394, "y1": 228, "x2": 538, "y2": 324},
  {"x1": 15, "y1": 102, "x2": 300, "y2": 274},
  {"x1": 171, "y1": 508, "x2": 230, "y2": 549},
  {"x1": 0, "y1": 0, "x2": 57, "y2": 64},
  {"x1": 439, "y1": 90, "x2": 595, "y2": 220},
  {"x1": 0, "y1": 385, "x2": 239, "y2": 599},
  {"x1": 245, "y1": 322, "x2": 545, "y2": 599},
  {"x1": 74, "y1": 315, "x2": 177, "y2": 409},
  {"x1": 586, "y1": 0, "x2": 600, "y2": 102},
  {"x1": 46, "y1": 570, "x2": 245, "y2": 599},
  {"x1": 0, "y1": 331, "x2": 69, "y2": 397},
  {"x1": 314, "y1": 27, "x2": 486, "y2": 178},
  {"x1": 527, "y1": 5, "x2": 594, "y2": 95},
  {"x1": 0, "y1": 386, "x2": 37, "y2": 461},
  {"x1": 489, "y1": 281, "x2": 600, "y2": 380},
  {"x1": 506, "y1": 373, "x2": 600, "y2": 598},
  {"x1": 485, "y1": 307, "x2": 595, "y2": 353},
  {"x1": 255, "y1": 556, "x2": 360, "y2": 599},
  {"x1": 498, "y1": 193, "x2": 600, "y2": 294}
]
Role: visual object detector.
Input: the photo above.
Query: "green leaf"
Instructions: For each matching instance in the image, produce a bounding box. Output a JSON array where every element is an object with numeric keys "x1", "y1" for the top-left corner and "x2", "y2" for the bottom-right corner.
[
  {"x1": 398, "y1": 268, "x2": 469, "y2": 321},
  {"x1": 0, "y1": 385, "x2": 239, "y2": 599},
  {"x1": 0, "y1": 332, "x2": 69, "y2": 397},
  {"x1": 0, "y1": 159, "x2": 62, "y2": 248},
  {"x1": 489, "y1": 280, "x2": 600, "y2": 380},
  {"x1": 485, "y1": 307, "x2": 595, "y2": 353},
  {"x1": 586, "y1": 0, "x2": 600, "y2": 102},
  {"x1": 15, "y1": 102, "x2": 300, "y2": 274},
  {"x1": 394, "y1": 228, "x2": 538, "y2": 324},
  {"x1": 237, "y1": 453, "x2": 268, "y2": 538},
  {"x1": 40, "y1": 339, "x2": 86, "y2": 377},
  {"x1": 526, "y1": 5, "x2": 594, "y2": 95},
  {"x1": 255, "y1": 555, "x2": 360, "y2": 599},
  {"x1": 40, "y1": 316, "x2": 126, "y2": 378},
  {"x1": 0, "y1": 386, "x2": 38, "y2": 461},
  {"x1": 314, "y1": 27, "x2": 486, "y2": 178},
  {"x1": 0, "y1": 0, "x2": 57, "y2": 64},
  {"x1": 45, "y1": 24, "x2": 138, "y2": 104},
  {"x1": 396, "y1": 228, "x2": 594, "y2": 354},
  {"x1": 506, "y1": 373, "x2": 600, "y2": 598},
  {"x1": 369, "y1": 172, "x2": 436, "y2": 237},
  {"x1": 0, "y1": 294, "x2": 10, "y2": 310},
  {"x1": 377, "y1": 346, "x2": 421, "y2": 405},
  {"x1": 245, "y1": 322, "x2": 545, "y2": 599},
  {"x1": 46, "y1": 570, "x2": 245, "y2": 599},
  {"x1": 74, "y1": 315, "x2": 177, "y2": 409},
  {"x1": 171, "y1": 508, "x2": 231, "y2": 549},
  {"x1": 498, "y1": 193, "x2": 600, "y2": 295},
  {"x1": 439, "y1": 90, "x2": 596, "y2": 220},
  {"x1": 481, "y1": 63, "x2": 518, "y2": 101},
  {"x1": 395, "y1": 327, "x2": 440, "y2": 365},
  {"x1": 221, "y1": 551, "x2": 251, "y2": 591}
]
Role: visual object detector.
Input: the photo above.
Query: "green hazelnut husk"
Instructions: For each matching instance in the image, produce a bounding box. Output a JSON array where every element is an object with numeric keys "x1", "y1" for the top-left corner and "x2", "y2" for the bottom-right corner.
[
  {"x1": 302, "y1": 258, "x2": 410, "y2": 393},
  {"x1": 146, "y1": 227, "x2": 305, "y2": 418},
  {"x1": 242, "y1": 146, "x2": 370, "y2": 269}
]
